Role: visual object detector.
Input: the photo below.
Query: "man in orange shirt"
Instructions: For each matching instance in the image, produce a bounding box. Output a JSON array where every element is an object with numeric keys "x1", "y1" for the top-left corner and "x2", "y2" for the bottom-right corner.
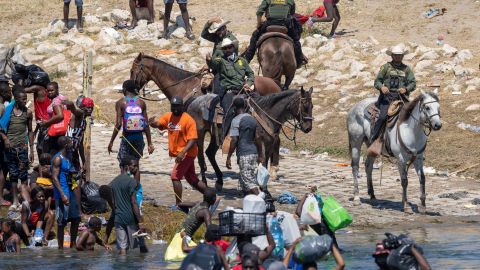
[{"x1": 149, "y1": 96, "x2": 207, "y2": 205}]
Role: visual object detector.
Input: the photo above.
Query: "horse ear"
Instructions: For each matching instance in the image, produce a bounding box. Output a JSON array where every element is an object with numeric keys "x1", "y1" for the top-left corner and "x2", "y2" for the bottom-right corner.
[
  {"x1": 433, "y1": 87, "x2": 439, "y2": 95},
  {"x1": 136, "y1": 52, "x2": 143, "y2": 62},
  {"x1": 308, "y1": 87, "x2": 313, "y2": 95},
  {"x1": 300, "y1": 86, "x2": 305, "y2": 94}
]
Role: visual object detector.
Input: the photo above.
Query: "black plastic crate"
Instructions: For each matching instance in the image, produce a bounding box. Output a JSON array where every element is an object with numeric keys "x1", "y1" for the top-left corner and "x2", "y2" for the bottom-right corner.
[{"x1": 218, "y1": 210, "x2": 266, "y2": 236}]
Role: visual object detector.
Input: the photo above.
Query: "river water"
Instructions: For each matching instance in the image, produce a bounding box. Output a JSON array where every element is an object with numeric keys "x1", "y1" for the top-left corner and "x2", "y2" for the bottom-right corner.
[{"x1": 1, "y1": 224, "x2": 479, "y2": 270}]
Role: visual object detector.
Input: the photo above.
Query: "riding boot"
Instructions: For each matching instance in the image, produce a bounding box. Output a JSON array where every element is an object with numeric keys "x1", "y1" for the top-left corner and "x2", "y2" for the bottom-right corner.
[
  {"x1": 243, "y1": 29, "x2": 262, "y2": 63},
  {"x1": 293, "y1": 40, "x2": 307, "y2": 69},
  {"x1": 221, "y1": 91, "x2": 235, "y2": 138}
]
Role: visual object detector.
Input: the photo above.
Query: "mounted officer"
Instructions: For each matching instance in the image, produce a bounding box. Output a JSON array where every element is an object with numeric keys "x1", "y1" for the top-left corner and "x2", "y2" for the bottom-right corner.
[
  {"x1": 370, "y1": 44, "x2": 416, "y2": 144},
  {"x1": 243, "y1": 0, "x2": 307, "y2": 68},
  {"x1": 206, "y1": 38, "x2": 255, "y2": 138}
]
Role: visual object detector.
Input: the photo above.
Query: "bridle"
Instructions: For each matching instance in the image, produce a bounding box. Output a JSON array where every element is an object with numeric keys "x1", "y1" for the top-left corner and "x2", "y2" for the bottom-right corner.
[
  {"x1": 131, "y1": 58, "x2": 205, "y2": 101},
  {"x1": 410, "y1": 99, "x2": 440, "y2": 136}
]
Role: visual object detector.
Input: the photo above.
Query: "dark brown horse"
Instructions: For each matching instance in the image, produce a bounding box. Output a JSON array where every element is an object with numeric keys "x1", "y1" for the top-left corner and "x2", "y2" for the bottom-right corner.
[
  {"x1": 130, "y1": 53, "x2": 281, "y2": 187},
  {"x1": 258, "y1": 36, "x2": 297, "y2": 89},
  {"x1": 248, "y1": 87, "x2": 314, "y2": 179}
]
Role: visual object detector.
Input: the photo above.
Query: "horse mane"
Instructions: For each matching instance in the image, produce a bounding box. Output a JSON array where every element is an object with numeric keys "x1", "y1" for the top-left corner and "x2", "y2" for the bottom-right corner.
[
  {"x1": 253, "y1": 89, "x2": 298, "y2": 108},
  {"x1": 398, "y1": 92, "x2": 439, "y2": 123},
  {"x1": 139, "y1": 54, "x2": 196, "y2": 81}
]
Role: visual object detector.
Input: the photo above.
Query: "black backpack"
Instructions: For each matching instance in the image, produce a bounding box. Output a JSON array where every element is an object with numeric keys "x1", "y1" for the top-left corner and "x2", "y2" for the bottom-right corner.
[{"x1": 180, "y1": 243, "x2": 222, "y2": 270}]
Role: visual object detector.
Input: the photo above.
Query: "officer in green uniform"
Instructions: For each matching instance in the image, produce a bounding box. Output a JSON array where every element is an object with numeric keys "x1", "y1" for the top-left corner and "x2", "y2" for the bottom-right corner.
[
  {"x1": 370, "y1": 44, "x2": 416, "y2": 143},
  {"x1": 201, "y1": 17, "x2": 238, "y2": 59},
  {"x1": 207, "y1": 38, "x2": 255, "y2": 137},
  {"x1": 243, "y1": 0, "x2": 306, "y2": 68}
]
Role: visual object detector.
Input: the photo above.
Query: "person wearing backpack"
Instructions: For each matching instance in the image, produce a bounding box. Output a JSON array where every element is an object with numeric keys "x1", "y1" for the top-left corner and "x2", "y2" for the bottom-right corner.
[{"x1": 108, "y1": 80, "x2": 154, "y2": 184}]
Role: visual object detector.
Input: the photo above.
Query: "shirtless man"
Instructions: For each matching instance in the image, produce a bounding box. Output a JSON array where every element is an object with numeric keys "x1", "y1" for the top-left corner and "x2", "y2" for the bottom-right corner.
[{"x1": 76, "y1": 216, "x2": 110, "y2": 251}]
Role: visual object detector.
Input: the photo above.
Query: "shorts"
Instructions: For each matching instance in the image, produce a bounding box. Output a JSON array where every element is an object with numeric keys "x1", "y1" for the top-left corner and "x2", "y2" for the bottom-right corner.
[
  {"x1": 115, "y1": 223, "x2": 146, "y2": 250},
  {"x1": 164, "y1": 0, "x2": 188, "y2": 4},
  {"x1": 117, "y1": 136, "x2": 145, "y2": 164},
  {"x1": 6, "y1": 146, "x2": 29, "y2": 184},
  {"x1": 55, "y1": 190, "x2": 81, "y2": 227},
  {"x1": 238, "y1": 154, "x2": 259, "y2": 192},
  {"x1": 171, "y1": 156, "x2": 199, "y2": 186},
  {"x1": 64, "y1": 0, "x2": 83, "y2": 6}
]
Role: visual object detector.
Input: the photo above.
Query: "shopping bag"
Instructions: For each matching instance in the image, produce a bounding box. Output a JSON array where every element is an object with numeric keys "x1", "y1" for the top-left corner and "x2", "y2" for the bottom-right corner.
[
  {"x1": 164, "y1": 232, "x2": 197, "y2": 261},
  {"x1": 321, "y1": 195, "x2": 353, "y2": 231},
  {"x1": 47, "y1": 110, "x2": 72, "y2": 136},
  {"x1": 256, "y1": 164, "x2": 269, "y2": 187},
  {"x1": 300, "y1": 195, "x2": 322, "y2": 225}
]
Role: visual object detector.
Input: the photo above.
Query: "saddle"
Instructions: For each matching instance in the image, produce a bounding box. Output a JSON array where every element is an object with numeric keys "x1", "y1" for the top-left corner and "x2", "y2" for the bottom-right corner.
[
  {"x1": 202, "y1": 94, "x2": 224, "y2": 124},
  {"x1": 366, "y1": 100, "x2": 404, "y2": 157},
  {"x1": 257, "y1": 26, "x2": 293, "y2": 48}
]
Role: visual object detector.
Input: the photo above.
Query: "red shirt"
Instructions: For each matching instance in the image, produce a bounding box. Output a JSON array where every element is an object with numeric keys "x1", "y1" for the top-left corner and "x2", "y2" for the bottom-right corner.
[
  {"x1": 34, "y1": 91, "x2": 51, "y2": 121},
  {"x1": 208, "y1": 240, "x2": 230, "y2": 254}
]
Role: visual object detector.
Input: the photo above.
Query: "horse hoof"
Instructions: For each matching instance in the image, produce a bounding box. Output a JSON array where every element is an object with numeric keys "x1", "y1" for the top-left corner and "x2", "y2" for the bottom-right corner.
[
  {"x1": 353, "y1": 196, "x2": 361, "y2": 206},
  {"x1": 403, "y1": 205, "x2": 414, "y2": 214}
]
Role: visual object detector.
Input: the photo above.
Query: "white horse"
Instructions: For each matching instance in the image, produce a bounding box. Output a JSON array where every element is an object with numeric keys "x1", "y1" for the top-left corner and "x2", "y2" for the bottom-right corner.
[{"x1": 347, "y1": 91, "x2": 442, "y2": 213}]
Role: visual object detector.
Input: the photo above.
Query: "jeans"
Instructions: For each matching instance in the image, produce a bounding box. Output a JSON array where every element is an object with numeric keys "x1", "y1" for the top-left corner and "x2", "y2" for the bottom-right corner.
[{"x1": 370, "y1": 92, "x2": 402, "y2": 142}]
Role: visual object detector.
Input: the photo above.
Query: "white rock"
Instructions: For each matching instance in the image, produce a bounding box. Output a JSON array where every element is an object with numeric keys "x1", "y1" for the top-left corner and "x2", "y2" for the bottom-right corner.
[
  {"x1": 318, "y1": 41, "x2": 335, "y2": 53},
  {"x1": 454, "y1": 49, "x2": 473, "y2": 64},
  {"x1": 57, "y1": 63, "x2": 71, "y2": 73},
  {"x1": 68, "y1": 45, "x2": 84, "y2": 58},
  {"x1": 110, "y1": 9, "x2": 130, "y2": 23},
  {"x1": 441, "y1": 44, "x2": 458, "y2": 57},
  {"x1": 465, "y1": 104, "x2": 480, "y2": 111},
  {"x1": 105, "y1": 59, "x2": 131, "y2": 73},
  {"x1": 419, "y1": 50, "x2": 439, "y2": 61},
  {"x1": 151, "y1": 38, "x2": 172, "y2": 48},
  {"x1": 349, "y1": 60, "x2": 366, "y2": 77},
  {"x1": 16, "y1": 34, "x2": 32, "y2": 44},
  {"x1": 100, "y1": 44, "x2": 134, "y2": 54},
  {"x1": 60, "y1": 34, "x2": 95, "y2": 48},
  {"x1": 236, "y1": 34, "x2": 251, "y2": 46},
  {"x1": 415, "y1": 45, "x2": 434, "y2": 55},
  {"x1": 304, "y1": 36, "x2": 323, "y2": 49},
  {"x1": 331, "y1": 50, "x2": 344, "y2": 61},
  {"x1": 403, "y1": 52, "x2": 417, "y2": 61},
  {"x1": 291, "y1": 75, "x2": 308, "y2": 86},
  {"x1": 371, "y1": 54, "x2": 390, "y2": 68},
  {"x1": 86, "y1": 26, "x2": 101, "y2": 34},
  {"x1": 314, "y1": 69, "x2": 342, "y2": 83},
  {"x1": 302, "y1": 47, "x2": 316, "y2": 59},
  {"x1": 36, "y1": 43, "x2": 66, "y2": 54},
  {"x1": 465, "y1": 85, "x2": 476, "y2": 93},
  {"x1": 197, "y1": 47, "x2": 211, "y2": 58},
  {"x1": 43, "y1": 53, "x2": 66, "y2": 67},
  {"x1": 23, "y1": 53, "x2": 45, "y2": 63},
  {"x1": 179, "y1": 43, "x2": 196, "y2": 53},
  {"x1": 415, "y1": 60, "x2": 433, "y2": 72},
  {"x1": 466, "y1": 78, "x2": 480, "y2": 87},
  {"x1": 84, "y1": 15, "x2": 102, "y2": 25},
  {"x1": 434, "y1": 61, "x2": 455, "y2": 73},
  {"x1": 198, "y1": 38, "x2": 210, "y2": 47},
  {"x1": 46, "y1": 20, "x2": 65, "y2": 36},
  {"x1": 94, "y1": 55, "x2": 111, "y2": 66},
  {"x1": 96, "y1": 27, "x2": 124, "y2": 47},
  {"x1": 171, "y1": 27, "x2": 186, "y2": 39},
  {"x1": 453, "y1": 65, "x2": 473, "y2": 77}
]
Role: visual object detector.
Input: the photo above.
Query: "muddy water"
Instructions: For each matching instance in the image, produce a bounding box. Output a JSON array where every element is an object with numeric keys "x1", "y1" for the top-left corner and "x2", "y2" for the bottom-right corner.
[{"x1": 1, "y1": 224, "x2": 479, "y2": 270}]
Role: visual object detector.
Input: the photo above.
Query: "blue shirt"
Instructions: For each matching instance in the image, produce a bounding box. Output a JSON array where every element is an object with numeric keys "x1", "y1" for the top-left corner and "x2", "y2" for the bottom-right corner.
[{"x1": 52, "y1": 153, "x2": 73, "y2": 200}]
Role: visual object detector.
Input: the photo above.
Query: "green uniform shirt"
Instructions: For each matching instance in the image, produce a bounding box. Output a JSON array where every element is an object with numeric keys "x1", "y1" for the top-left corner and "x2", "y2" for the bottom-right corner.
[
  {"x1": 257, "y1": 0, "x2": 295, "y2": 20},
  {"x1": 208, "y1": 56, "x2": 255, "y2": 90},
  {"x1": 200, "y1": 23, "x2": 239, "y2": 58},
  {"x1": 374, "y1": 62, "x2": 416, "y2": 94}
]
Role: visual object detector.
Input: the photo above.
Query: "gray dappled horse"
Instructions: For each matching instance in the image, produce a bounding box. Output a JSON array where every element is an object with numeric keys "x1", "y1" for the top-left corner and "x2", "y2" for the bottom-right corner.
[{"x1": 347, "y1": 91, "x2": 442, "y2": 213}]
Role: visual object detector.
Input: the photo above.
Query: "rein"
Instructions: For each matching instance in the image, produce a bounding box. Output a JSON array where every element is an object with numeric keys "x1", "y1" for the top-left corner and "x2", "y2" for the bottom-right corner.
[
  {"x1": 396, "y1": 97, "x2": 439, "y2": 162},
  {"x1": 132, "y1": 58, "x2": 204, "y2": 102}
]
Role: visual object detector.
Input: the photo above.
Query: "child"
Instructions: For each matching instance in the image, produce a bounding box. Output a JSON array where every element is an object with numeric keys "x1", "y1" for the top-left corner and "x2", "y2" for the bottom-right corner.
[
  {"x1": 76, "y1": 216, "x2": 110, "y2": 251},
  {"x1": 30, "y1": 153, "x2": 54, "y2": 210},
  {"x1": 1, "y1": 218, "x2": 21, "y2": 253},
  {"x1": 19, "y1": 186, "x2": 54, "y2": 246}
]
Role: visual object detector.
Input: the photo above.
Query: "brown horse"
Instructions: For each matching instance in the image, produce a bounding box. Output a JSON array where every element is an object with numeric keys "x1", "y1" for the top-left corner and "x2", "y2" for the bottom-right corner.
[
  {"x1": 258, "y1": 36, "x2": 297, "y2": 89},
  {"x1": 248, "y1": 87, "x2": 314, "y2": 179},
  {"x1": 130, "y1": 53, "x2": 281, "y2": 188}
]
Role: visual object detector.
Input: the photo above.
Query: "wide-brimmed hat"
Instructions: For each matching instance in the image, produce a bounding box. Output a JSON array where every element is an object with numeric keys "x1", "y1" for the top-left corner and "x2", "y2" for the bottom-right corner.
[
  {"x1": 386, "y1": 44, "x2": 409, "y2": 56},
  {"x1": 221, "y1": 38, "x2": 236, "y2": 48},
  {"x1": 208, "y1": 19, "x2": 231, "y2": 33}
]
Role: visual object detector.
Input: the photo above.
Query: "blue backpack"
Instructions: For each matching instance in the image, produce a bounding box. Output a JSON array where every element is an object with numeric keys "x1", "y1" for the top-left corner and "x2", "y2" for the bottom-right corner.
[{"x1": 0, "y1": 100, "x2": 15, "y2": 132}]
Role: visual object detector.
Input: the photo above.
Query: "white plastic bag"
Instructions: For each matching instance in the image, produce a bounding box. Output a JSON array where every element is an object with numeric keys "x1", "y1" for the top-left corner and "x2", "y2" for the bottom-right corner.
[
  {"x1": 256, "y1": 164, "x2": 270, "y2": 187},
  {"x1": 300, "y1": 195, "x2": 322, "y2": 225},
  {"x1": 277, "y1": 211, "x2": 301, "y2": 246}
]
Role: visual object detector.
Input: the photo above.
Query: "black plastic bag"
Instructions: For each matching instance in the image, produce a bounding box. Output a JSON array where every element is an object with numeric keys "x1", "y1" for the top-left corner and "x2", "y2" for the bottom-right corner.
[
  {"x1": 12, "y1": 64, "x2": 50, "y2": 87},
  {"x1": 293, "y1": 234, "x2": 332, "y2": 264},
  {"x1": 387, "y1": 244, "x2": 423, "y2": 270},
  {"x1": 81, "y1": 181, "x2": 108, "y2": 214},
  {"x1": 180, "y1": 243, "x2": 222, "y2": 270}
]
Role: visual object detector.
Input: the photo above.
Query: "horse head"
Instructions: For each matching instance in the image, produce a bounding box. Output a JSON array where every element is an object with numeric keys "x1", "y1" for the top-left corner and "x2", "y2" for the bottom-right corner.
[
  {"x1": 130, "y1": 53, "x2": 151, "y2": 91},
  {"x1": 419, "y1": 90, "x2": 442, "y2": 131},
  {"x1": 296, "y1": 86, "x2": 314, "y2": 133}
]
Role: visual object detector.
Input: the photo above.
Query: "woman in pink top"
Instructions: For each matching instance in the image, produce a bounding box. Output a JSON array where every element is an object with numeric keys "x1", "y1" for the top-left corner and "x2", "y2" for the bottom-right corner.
[
  {"x1": 310, "y1": 0, "x2": 341, "y2": 37},
  {"x1": 38, "y1": 82, "x2": 67, "y2": 155},
  {"x1": 24, "y1": 85, "x2": 51, "y2": 160}
]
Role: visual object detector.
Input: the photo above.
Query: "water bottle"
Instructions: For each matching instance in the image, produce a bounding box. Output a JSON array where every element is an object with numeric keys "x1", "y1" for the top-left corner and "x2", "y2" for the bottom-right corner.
[
  {"x1": 63, "y1": 233, "x2": 71, "y2": 248},
  {"x1": 136, "y1": 183, "x2": 143, "y2": 215},
  {"x1": 271, "y1": 217, "x2": 285, "y2": 258},
  {"x1": 33, "y1": 228, "x2": 44, "y2": 246}
]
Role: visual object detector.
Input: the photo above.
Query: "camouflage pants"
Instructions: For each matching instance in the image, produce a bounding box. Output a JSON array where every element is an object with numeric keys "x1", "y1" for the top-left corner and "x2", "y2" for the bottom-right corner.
[{"x1": 238, "y1": 154, "x2": 259, "y2": 192}]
